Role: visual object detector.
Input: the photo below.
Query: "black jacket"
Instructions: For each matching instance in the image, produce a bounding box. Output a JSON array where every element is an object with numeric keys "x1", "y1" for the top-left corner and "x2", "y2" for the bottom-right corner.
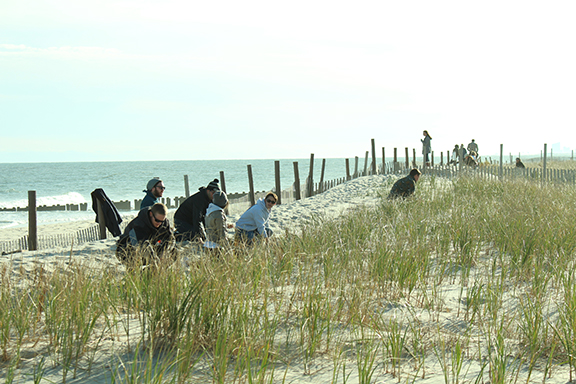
[
  {"x1": 91, "y1": 188, "x2": 122, "y2": 237},
  {"x1": 173, "y1": 187, "x2": 211, "y2": 240}
]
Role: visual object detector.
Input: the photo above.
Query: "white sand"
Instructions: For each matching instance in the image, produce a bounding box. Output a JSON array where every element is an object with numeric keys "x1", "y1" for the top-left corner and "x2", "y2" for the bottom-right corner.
[{"x1": 0, "y1": 175, "x2": 571, "y2": 383}]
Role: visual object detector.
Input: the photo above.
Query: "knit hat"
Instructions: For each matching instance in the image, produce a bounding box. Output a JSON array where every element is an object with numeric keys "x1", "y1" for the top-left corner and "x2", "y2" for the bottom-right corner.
[
  {"x1": 144, "y1": 178, "x2": 161, "y2": 192},
  {"x1": 212, "y1": 191, "x2": 228, "y2": 208},
  {"x1": 207, "y1": 178, "x2": 220, "y2": 191}
]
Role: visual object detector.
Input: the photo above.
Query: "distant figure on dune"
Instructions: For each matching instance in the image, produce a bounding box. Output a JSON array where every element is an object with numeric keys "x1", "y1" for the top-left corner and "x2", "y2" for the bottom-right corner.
[
  {"x1": 116, "y1": 203, "x2": 176, "y2": 268},
  {"x1": 421, "y1": 130, "x2": 432, "y2": 166},
  {"x1": 174, "y1": 179, "x2": 220, "y2": 242},
  {"x1": 467, "y1": 139, "x2": 478, "y2": 155},
  {"x1": 141, "y1": 178, "x2": 165, "y2": 210},
  {"x1": 516, "y1": 158, "x2": 526, "y2": 168},
  {"x1": 204, "y1": 190, "x2": 232, "y2": 250},
  {"x1": 451, "y1": 144, "x2": 460, "y2": 165},
  {"x1": 388, "y1": 168, "x2": 421, "y2": 200},
  {"x1": 234, "y1": 192, "x2": 277, "y2": 246}
]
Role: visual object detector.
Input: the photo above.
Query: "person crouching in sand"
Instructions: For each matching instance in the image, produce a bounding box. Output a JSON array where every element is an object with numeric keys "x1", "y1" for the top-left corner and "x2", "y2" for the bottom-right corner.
[
  {"x1": 234, "y1": 192, "x2": 277, "y2": 246},
  {"x1": 388, "y1": 168, "x2": 421, "y2": 199},
  {"x1": 116, "y1": 203, "x2": 176, "y2": 269},
  {"x1": 204, "y1": 190, "x2": 233, "y2": 252}
]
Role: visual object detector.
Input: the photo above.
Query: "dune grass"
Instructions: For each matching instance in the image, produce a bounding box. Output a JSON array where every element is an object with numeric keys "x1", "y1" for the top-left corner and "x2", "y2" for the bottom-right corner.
[{"x1": 1, "y1": 173, "x2": 576, "y2": 383}]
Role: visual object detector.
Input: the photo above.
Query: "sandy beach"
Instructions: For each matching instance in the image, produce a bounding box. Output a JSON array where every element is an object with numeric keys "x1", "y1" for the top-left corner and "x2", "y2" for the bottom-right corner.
[{"x1": 0, "y1": 174, "x2": 572, "y2": 383}]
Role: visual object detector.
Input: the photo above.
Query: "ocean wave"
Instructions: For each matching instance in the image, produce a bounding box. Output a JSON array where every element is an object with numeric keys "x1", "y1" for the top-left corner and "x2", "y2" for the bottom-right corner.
[{"x1": 0, "y1": 192, "x2": 87, "y2": 209}]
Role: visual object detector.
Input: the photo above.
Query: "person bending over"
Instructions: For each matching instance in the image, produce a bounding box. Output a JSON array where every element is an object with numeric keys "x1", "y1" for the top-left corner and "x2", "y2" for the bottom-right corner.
[
  {"x1": 174, "y1": 179, "x2": 220, "y2": 242},
  {"x1": 204, "y1": 190, "x2": 232, "y2": 250},
  {"x1": 234, "y1": 192, "x2": 277, "y2": 246},
  {"x1": 116, "y1": 203, "x2": 176, "y2": 268},
  {"x1": 516, "y1": 158, "x2": 526, "y2": 169},
  {"x1": 388, "y1": 168, "x2": 421, "y2": 199}
]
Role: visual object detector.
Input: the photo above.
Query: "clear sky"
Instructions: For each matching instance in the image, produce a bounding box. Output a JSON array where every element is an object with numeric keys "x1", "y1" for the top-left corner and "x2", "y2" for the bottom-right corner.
[{"x1": 1, "y1": 1, "x2": 575, "y2": 163}]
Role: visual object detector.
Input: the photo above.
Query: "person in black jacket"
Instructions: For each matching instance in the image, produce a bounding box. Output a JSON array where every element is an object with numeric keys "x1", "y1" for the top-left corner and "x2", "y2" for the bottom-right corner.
[
  {"x1": 173, "y1": 179, "x2": 220, "y2": 242},
  {"x1": 116, "y1": 203, "x2": 176, "y2": 268}
]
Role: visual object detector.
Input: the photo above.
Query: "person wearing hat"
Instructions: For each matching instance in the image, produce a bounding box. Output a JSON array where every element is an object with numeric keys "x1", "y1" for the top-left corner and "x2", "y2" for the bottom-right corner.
[
  {"x1": 204, "y1": 190, "x2": 231, "y2": 250},
  {"x1": 141, "y1": 178, "x2": 165, "y2": 210},
  {"x1": 174, "y1": 178, "x2": 220, "y2": 242}
]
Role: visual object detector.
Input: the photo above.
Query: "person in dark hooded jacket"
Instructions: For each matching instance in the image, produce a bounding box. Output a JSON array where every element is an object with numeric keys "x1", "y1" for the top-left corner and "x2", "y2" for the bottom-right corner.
[
  {"x1": 174, "y1": 179, "x2": 220, "y2": 242},
  {"x1": 116, "y1": 203, "x2": 176, "y2": 267}
]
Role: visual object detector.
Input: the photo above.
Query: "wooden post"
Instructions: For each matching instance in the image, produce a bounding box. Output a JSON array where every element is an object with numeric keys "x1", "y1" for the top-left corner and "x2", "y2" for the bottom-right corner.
[
  {"x1": 363, "y1": 151, "x2": 369, "y2": 176},
  {"x1": 405, "y1": 147, "x2": 409, "y2": 169},
  {"x1": 371, "y1": 139, "x2": 377, "y2": 175},
  {"x1": 393, "y1": 148, "x2": 398, "y2": 172},
  {"x1": 219, "y1": 171, "x2": 227, "y2": 193},
  {"x1": 247, "y1": 165, "x2": 256, "y2": 206},
  {"x1": 382, "y1": 147, "x2": 386, "y2": 174},
  {"x1": 543, "y1": 143, "x2": 548, "y2": 183},
  {"x1": 459, "y1": 148, "x2": 464, "y2": 172},
  {"x1": 184, "y1": 175, "x2": 190, "y2": 198},
  {"x1": 97, "y1": 199, "x2": 107, "y2": 240},
  {"x1": 499, "y1": 144, "x2": 504, "y2": 180},
  {"x1": 431, "y1": 151, "x2": 434, "y2": 167},
  {"x1": 28, "y1": 191, "x2": 37, "y2": 251},
  {"x1": 319, "y1": 159, "x2": 326, "y2": 193},
  {"x1": 345, "y1": 158, "x2": 351, "y2": 180},
  {"x1": 274, "y1": 161, "x2": 282, "y2": 205},
  {"x1": 413, "y1": 148, "x2": 416, "y2": 168},
  {"x1": 447, "y1": 151, "x2": 450, "y2": 164},
  {"x1": 307, "y1": 153, "x2": 314, "y2": 197},
  {"x1": 293, "y1": 162, "x2": 301, "y2": 200},
  {"x1": 441, "y1": 152, "x2": 444, "y2": 166},
  {"x1": 354, "y1": 156, "x2": 359, "y2": 178}
]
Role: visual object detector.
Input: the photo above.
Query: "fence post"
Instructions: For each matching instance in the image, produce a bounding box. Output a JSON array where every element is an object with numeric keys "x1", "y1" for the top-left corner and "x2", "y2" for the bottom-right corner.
[
  {"x1": 219, "y1": 171, "x2": 227, "y2": 193},
  {"x1": 413, "y1": 148, "x2": 416, "y2": 168},
  {"x1": 184, "y1": 175, "x2": 190, "y2": 198},
  {"x1": 431, "y1": 151, "x2": 434, "y2": 167},
  {"x1": 543, "y1": 143, "x2": 548, "y2": 183},
  {"x1": 499, "y1": 144, "x2": 504, "y2": 180},
  {"x1": 247, "y1": 165, "x2": 256, "y2": 206},
  {"x1": 371, "y1": 139, "x2": 377, "y2": 175},
  {"x1": 393, "y1": 148, "x2": 398, "y2": 172},
  {"x1": 97, "y1": 199, "x2": 107, "y2": 239},
  {"x1": 354, "y1": 156, "x2": 359, "y2": 178},
  {"x1": 274, "y1": 161, "x2": 282, "y2": 205},
  {"x1": 441, "y1": 152, "x2": 444, "y2": 166},
  {"x1": 346, "y1": 159, "x2": 351, "y2": 180},
  {"x1": 459, "y1": 148, "x2": 464, "y2": 173},
  {"x1": 405, "y1": 147, "x2": 409, "y2": 169},
  {"x1": 382, "y1": 147, "x2": 386, "y2": 174},
  {"x1": 307, "y1": 153, "x2": 314, "y2": 197},
  {"x1": 28, "y1": 191, "x2": 37, "y2": 251},
  {"x1": 293, "y1": 162, "x2": 301, "y2": 200},
  {"x1": 363, "y1": 151, "x2": 369, "y2": 176},
  {"x1": 319, "y1": 159, "x2": 326, "y2": 193}
]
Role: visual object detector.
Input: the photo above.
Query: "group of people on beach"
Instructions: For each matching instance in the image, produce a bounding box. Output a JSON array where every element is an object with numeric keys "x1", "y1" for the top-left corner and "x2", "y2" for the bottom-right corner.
[
  {"x1": 116, "y1": 178, "x2": 278, "y2": 268},
  {"x1": 421, "y1": 130, "x2": 485, "y2": 168}
]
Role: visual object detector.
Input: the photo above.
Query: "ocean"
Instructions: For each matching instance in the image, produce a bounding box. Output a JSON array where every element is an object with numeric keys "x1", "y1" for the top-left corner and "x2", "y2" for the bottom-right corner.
[{"x1": 0, "y1": 158, "x2": 366, "y2": 229}]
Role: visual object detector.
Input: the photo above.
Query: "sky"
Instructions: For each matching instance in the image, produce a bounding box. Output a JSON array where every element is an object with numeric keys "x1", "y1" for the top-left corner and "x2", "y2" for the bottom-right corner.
[{"x1": 1, "y1": 0, "x2": 575, "y2": 163}]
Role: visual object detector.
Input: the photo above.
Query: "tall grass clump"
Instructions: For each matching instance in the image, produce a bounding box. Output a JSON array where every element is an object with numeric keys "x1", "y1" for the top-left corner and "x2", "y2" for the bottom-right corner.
[{"x1": 3, "y1": 169, "x2": 576, "y2": 382}]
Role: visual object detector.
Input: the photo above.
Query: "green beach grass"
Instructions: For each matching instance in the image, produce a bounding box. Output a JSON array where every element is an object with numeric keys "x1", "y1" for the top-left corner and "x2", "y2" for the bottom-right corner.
[{"x1": 2, "y1": 165, "x2": 576, "y2": 383}]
